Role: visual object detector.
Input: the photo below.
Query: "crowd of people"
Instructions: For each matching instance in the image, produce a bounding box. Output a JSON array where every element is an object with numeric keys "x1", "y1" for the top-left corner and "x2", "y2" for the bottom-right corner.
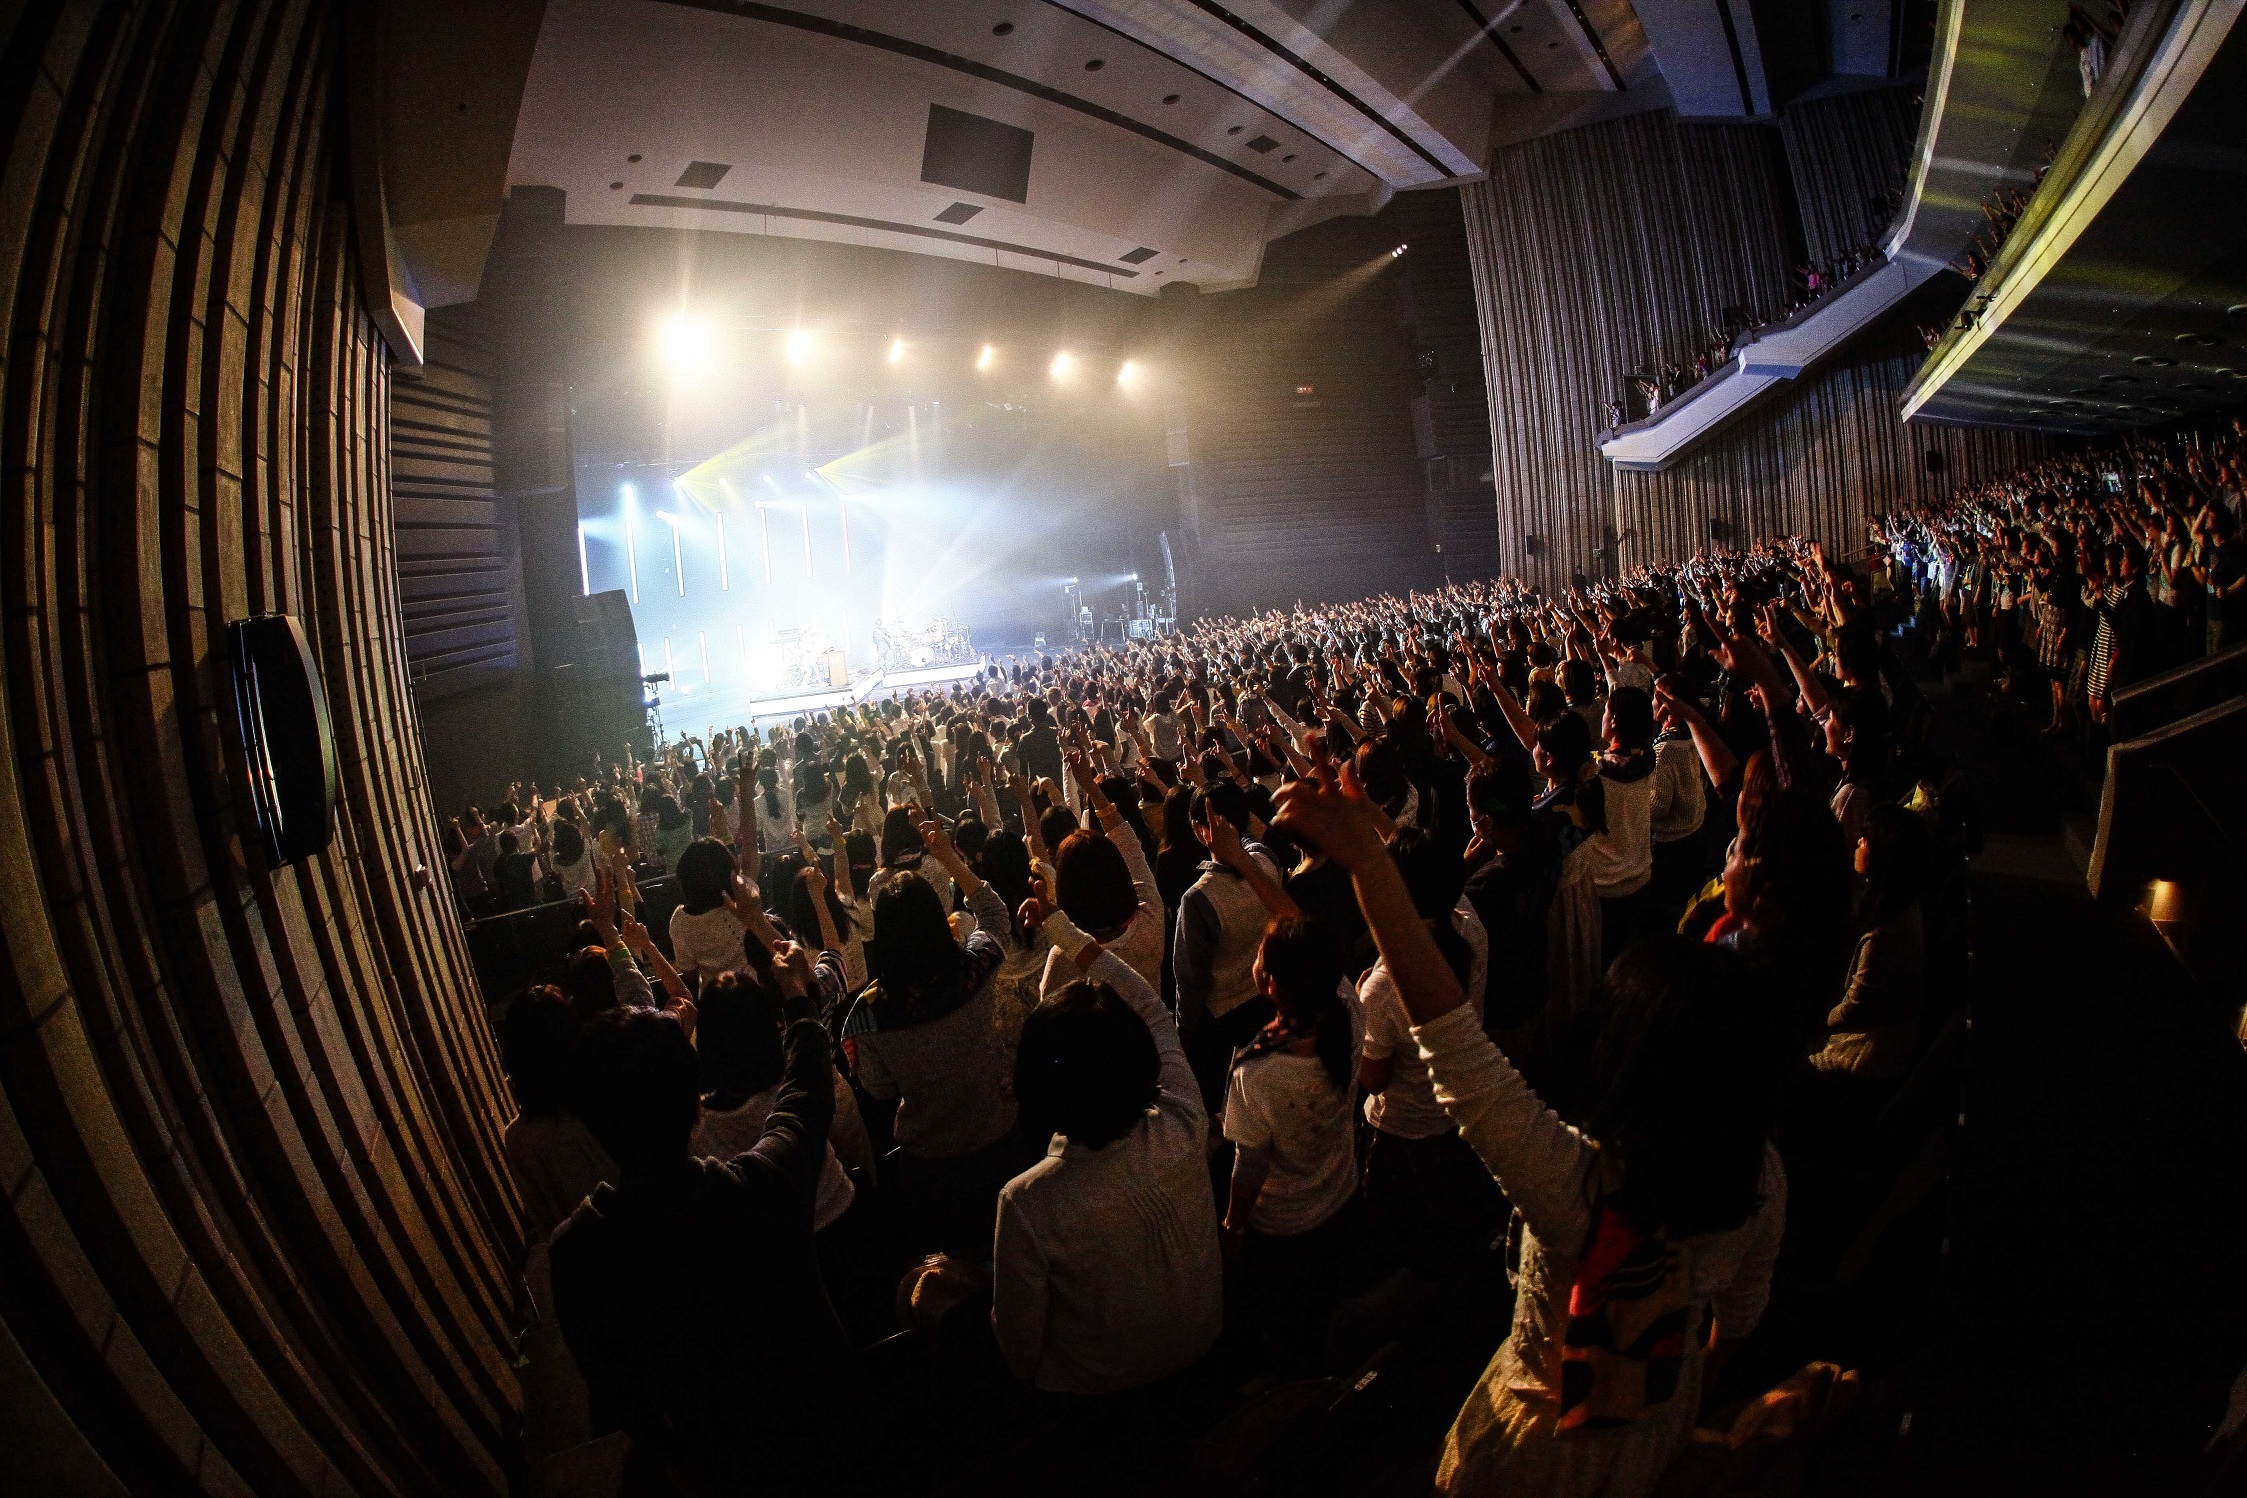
[
  {"x1": 469, "y1": 409, "x2": 2244, "y2": 1496},
  {"x1": 1872, "y1": 415, "x2": 2247, "y2": 733}
]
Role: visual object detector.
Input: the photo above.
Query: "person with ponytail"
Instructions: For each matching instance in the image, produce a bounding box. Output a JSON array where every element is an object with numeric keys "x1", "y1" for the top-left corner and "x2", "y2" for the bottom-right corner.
[{"x1": 1220, "y1": 916, "x2": 1367, "y2": 1369}]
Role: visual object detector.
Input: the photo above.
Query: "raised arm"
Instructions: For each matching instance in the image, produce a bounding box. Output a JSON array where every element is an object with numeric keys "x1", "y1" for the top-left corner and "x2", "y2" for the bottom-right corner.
[
  {"x1": 1272, "y1": 769, "x2": 1593, "y2": 1249},
  {"x1": 741, "y1": 944, "x2": 835, "y2": 1208}
]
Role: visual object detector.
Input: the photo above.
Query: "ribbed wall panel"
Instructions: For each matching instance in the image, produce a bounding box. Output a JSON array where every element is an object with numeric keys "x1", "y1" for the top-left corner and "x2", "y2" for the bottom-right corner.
[
  {"x1": 392, "y1": 316, "x2": 524, "y2": 696},
  {"x1": 1186, "y1": 218, "x2": 1440, "y2": 614},
  {"x1": 1463, "y1": 107, "x2": 2046, "y2": 589},
  {"x1": 0, "y1": 2, "x2": 518, "y2": 1492},
  {"x1": 1778, "y1": 83, "x2": 1922, "y2": 263}
]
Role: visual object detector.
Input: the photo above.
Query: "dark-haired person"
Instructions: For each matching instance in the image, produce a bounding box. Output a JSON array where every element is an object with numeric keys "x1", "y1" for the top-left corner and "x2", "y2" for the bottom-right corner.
[
  {"x1": 691, "y1": 973, "x2": 856, "y2": 1232},
  {"x1": 668, "y1": 837, "x2": 748, "y2": 984},
  {"x1": 550, "y1": 945, "x2": 874, "y2": 1496},
  {"x1": 489, "y1": 828, "x2": 539, "y2": 913},
  {"x1": 1173, "y1": 781, "x2": 1294, "y2": 1110},
  {"x1": 1037, "y1": 750, "x2": 1166, "y2": 996},
  {"x1": 1581, "y1": 685, "x2": 1658, "y2": 961},
  {"x1": 1358, "y1": 828, "x2": 1499, "y2": 1280},
  {"x1": 1811, "y1": 801, "x2": 1929, "y2": 1083},
  {"x1": 1270, "y1": 775, "x2": 1787, "y2": 1498},
  {"x1": 991, "y1": 907, "x2": 1223, "y2": 1392},
  {"x1": 500, "y1": 986, "x2": 615, "y2": 1246},
  {"x1": 548, "y1": 806, "x2": 598, "y2": 899},
  {"x1": 786, "y1": 823, "x2": 876, "y2": 993},
  {"x1": 1488, "y1": 679, "x2": 1605, "y2": 1022},
  {"x1": 1221, "y1": 916, "x2": 1366, "y2": 1370},
  {"x1": 840, "y1": 814, "x2": 1026, "y2": 1254}
]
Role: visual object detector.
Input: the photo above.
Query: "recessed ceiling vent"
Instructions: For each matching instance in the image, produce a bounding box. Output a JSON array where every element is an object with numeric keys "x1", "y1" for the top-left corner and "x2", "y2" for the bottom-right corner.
[
  {"x1": 675, "y1": 161, "x2": 731, "y2": 189},
  {"x1": 1118, "y1": 246, "x2": 1159, "y2": 264},
  {"x1": 933, "y1": 202, "x2": 985, "y2": 224}
]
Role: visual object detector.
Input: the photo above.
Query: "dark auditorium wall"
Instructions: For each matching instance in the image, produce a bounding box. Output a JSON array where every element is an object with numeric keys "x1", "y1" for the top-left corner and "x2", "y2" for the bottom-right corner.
[
  {"x1": 1462, "y1": 105, "x2": 2048, "y2": 591},
  {"x1": 0, "y1": 2, "x2": 519, "y2": 1495},
  {"x1": 1176, "y1": 210, "x2": 1443, "y2": 615}
]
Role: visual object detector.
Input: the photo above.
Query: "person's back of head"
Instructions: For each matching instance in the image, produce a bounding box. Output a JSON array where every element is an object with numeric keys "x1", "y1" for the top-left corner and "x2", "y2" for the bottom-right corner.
[
  {"x1": 867, "y1": 871, "x2": 960, "y2": 996},
  {"x1": 1015, "y1": 980, "x2": 1160, "y2": 1150},
  {"x1": 675, "y1": 837, "x2": 737, "y2": 914},
  {"x1": 695, "y1": 972, "x2": 786, "y2": 1100},
  {"x1": 1387, "y1": 826, "x2": 1473, "y2": 984},
  {"x1": 1560, "y1": 658, "x2": 1597, "y2": 707},
  {"x1": 1353, "y1": 736, "x2": 1408, "y2": 812},
  {"x1": 879, "y1": 805, "x2": 924, "y2": 866},
  {"x1": 1189, "y1": 780, "x2": 1250, "y2": 842},
  {"x1": 1253, "y1": 917, "x2": 1353, "y2": 1091},
  {"x1": 552, "y1": 818, "x2": 585, "y2": 865},
  {"x1": 1534, "y1": 708, "x2": 1593, "y2": 779},
  {"x1": 564, "y1": 945, "x2": 623, "y2": 1024},
  {"x1": 1159, "y1": 786, "x2": 1196, "y2": 853},
  {"x1": 1525, "y1": 679, "x2": 1567, "y2": 728},
  {"x1": 1589, "y1": 936, "x2": 1784, "y2": 1238},
  {"x1": 980, "y1": 830, "x2": 1033, "y2": 917},
  {"x1": 1605, "y1": 685, "x2": 1654, "y2": 752},
  {"x1": 1054, "y1": 829, "x2": 1137, "y2": 936},
  {"x1": 1038, "y1": 804, "x2": 1079, "y2": 856},
  {"x1": 500, "y1": 985, "x2": 580, "y2": 1119},
  {"x1": 498, "y1": 829, "x2": 520, "y2": 856},
  {"x1": 573, "y1": 1007, "x2": 701, "y2": 1178}
]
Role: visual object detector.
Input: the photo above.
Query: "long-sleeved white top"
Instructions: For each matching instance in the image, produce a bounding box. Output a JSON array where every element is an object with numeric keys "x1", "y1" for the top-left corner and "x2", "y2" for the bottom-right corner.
[
  {"x1": 1410, "y1": 1006, "x2": 1785, "y2": 1403},
  {"x1": 991, "y1": 917, "x2": 1224, "y2": 1394}
]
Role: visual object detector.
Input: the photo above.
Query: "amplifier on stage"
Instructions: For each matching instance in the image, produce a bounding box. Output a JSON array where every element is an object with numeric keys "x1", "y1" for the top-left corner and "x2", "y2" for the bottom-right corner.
[{"x1": 823, "y1": 648, "x2": 849, "y2": 688}]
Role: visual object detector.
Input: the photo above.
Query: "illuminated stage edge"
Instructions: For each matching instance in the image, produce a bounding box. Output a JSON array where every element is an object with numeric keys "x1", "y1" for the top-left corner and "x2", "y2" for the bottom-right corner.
[{"x1": 672, "y1": 657, "x2": 991, "y2": 732}]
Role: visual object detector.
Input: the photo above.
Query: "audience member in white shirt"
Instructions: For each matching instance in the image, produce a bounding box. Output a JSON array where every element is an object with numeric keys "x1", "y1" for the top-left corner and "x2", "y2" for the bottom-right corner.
[
  {"x1": 991, "y1": 911, "x2": 1223, "y2": 1393},
  {"x1": 1222, "y1": 917, "x2": 1367, "y2": 1370}
]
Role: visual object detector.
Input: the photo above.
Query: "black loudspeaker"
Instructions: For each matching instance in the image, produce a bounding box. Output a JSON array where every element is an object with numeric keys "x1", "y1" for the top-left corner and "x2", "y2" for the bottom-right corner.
[
  {"x1": 228, "y1": 614, "x2": 337, "y2": 866},
  {"x1": 572, "y1": 589, "x2": 641, "y2": 679},
  {"x1": 1924, "y1": 448, "x2": 1947, "y2": 475}
]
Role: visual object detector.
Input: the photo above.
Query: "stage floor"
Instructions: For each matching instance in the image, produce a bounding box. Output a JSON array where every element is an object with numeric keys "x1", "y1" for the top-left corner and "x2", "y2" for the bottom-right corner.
[{"x1": 651, "y1": 658, "x2": 989, "y2": 736}]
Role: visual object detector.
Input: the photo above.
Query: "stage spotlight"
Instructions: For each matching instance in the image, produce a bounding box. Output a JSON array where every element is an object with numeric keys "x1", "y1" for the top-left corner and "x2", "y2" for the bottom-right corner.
[
  {"x1": 1116, "y1": 359, "x2": 1142, "y2": 389},
  {"x1": 657, "y1": 315, "x2": 714, "y2": 376},
  {"x1": 785, "y1": 328, "x2": 814, "y2": 363},
  {"x1": 1050, "y1": 350, "x2": 1074, "y2": 380},
  {"x1": 888, "y1": 337, "x2": 906, "y2": 366},
  {"x1": 976, "y1": 344, "x2": 996, "y2": 372},
  {"x1": 1390, "y1": 243, "x2": 1408, "y2": 259}
]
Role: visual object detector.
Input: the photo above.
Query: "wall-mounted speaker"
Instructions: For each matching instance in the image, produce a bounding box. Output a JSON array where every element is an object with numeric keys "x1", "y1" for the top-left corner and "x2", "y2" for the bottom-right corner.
[{"x1": 228, "y1": 615, "x2": 337, "y2": 866}]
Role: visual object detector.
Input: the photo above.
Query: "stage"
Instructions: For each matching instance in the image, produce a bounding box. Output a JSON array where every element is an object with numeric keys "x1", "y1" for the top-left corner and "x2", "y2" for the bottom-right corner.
[{"x1": 649, "y1": 657, "x2": 990, "y2": 737}]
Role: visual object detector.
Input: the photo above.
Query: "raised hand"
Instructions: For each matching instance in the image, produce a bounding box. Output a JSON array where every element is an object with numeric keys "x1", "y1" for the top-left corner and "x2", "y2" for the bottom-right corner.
[{"x1": 1270, "y1": 763, "x2": 1389, "y2": 873}]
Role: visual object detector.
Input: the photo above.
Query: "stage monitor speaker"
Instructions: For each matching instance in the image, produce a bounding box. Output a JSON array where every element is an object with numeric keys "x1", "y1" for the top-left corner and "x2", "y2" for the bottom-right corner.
[
  {"x1": 572, "y1": 589, "x2": 641, "y2": 679},
  {"x1": 227, "y1": 614, "x2": 337, "y2": 866}
]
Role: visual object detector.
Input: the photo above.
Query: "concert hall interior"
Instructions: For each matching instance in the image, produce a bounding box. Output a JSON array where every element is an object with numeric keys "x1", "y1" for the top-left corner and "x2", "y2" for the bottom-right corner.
[{"x1": 2, "y1": 2, "x2": 2245, "y2": 1496}]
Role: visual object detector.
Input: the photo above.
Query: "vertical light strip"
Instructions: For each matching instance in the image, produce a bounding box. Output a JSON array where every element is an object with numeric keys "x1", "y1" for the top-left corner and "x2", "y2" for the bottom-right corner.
[
  {"x1": 664, "y1": 637, "x2": 675, "y2": 679},
  {"x1": 716, "y1": 512, "x2": 728, "y2": 589},
  {"x1": 837, "y1": 494, "x2": 851, "y2": 573},
  {"x1": 577, "y1": 523, "x2": 591, "y2": 595},
  {"x1": 624, "y1": 512, "x2": 639, "y2": 603},
  {"x1": 801, "y1": 506, "x2": 813, "y2": 579},
  {"x1": 736, "y1": 624, "x2": 748, "y2": 673},
  {"x1": 698, "y1": 630, "x2": 710, "y2": 683},
  {"x1": 758, "y1": 506, "x2": 772, "y2": 585},
  {"x1": 669, "y1": 516, "x2": 685, "y2": 596}
]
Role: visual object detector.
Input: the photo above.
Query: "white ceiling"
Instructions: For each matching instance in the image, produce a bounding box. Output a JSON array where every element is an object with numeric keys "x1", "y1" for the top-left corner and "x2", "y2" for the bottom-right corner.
[{"x1": 506, "y1": 0, "x2": 1528, "y2": 295}]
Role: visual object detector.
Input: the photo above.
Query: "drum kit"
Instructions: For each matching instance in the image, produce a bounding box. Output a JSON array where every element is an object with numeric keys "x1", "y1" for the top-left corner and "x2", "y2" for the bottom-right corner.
[{"x1": 875, "y1": 616, "x2": 972, "y2": 670}]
